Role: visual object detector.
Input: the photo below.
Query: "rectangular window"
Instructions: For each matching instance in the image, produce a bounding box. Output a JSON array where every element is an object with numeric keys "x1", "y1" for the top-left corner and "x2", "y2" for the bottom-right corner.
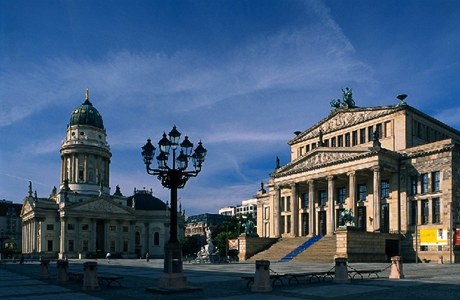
[
  {"x1": 331, "y1": 137, "x2": 336, "y2": 147},
  {"x1": 67, "y1": 224, "x2": 75, "y2": 230},
  {"x1": 352, "y1": 130, "x2": 358, "y2": 146},
  {"x1": 306, "y1": 144, "x2": 310, "y2": 152},
  {"x1": 368, "y1": 126, "x2": 374, "y2": 141},
  {"x1": 286, "y1": 216, "x2": 291, "y2": 233},
  {"x1": 311, "y1": 143, "x2": 316, "y2": 149},
  {"x1": 83, "y1": 240, "x2": 88, "y2": 251},
  {"x1": 432, "y1": 171, "x2": 440, "y2": 192},
  {"x1": 324, "y1": 139, "x2": 329, "y2": 147},
  {"x1": 410, "y1": 201, "x2": 417, "y2": 225},
  {"x1": 123, "y1": 241, "x2": 128, "y2": 252},
  {"x1": 410, "y1": 176, "x2": 417, "y2": 196},
  {"x1": 109, "y1": 225, "x2": 116, "y2": 231},
  {"x1": 286, "y1": 196, "x2": 291, "y2": 211},
  {"x1": 345, "y1": 133, "x2": 351, "y2": 147},
  {"x1": 264, "y1": 207, "x2": 270, "y2": 220},
  {"x1": 337, "y1": 187, "x2": 346, "y2": 204},
  {"x1": 301, "y1": 193, "x2": 309, "y2": 209},
  {"x1": 376, "y1": 123, "x2": 383, "y2": 138},
  {"x1": 360, "y1": 128, "x2": 366, "y2": 144},
  {"x1": 46, "y1": 224, "x2": 54, "y2": 230},
  {"x1": 123, "y1": 226, "x2": 129, "y2": 233},
  {"x1": 421, "y1": 173, "x2": 428, "y2": 193},
  {"x1": 338, "y1": 135, "x2": 343, "y2": 147},
  {"x1": 47, "y1": 240, "x2": 53, "y2": 251},
  {"x1": 432, "y1": 198, "x2": 441, "y2": 223},
  {"x1": 420, "y1": 245, "x2": 428, "y2": 251},
  {"x1": 280, "y1": 197, "x2": 285, "y2": 212},
  {"x1": 381, "y1": 180, "x2": 390, "y2": 199},
  {"x1": 68, "y1": 240, "x2": 74, "y2": 252},
  {"x1": 358, "y1": 184, "x2": 367, "y2": 202},
  {"x1": 110, "y1": 240, "x2": 116, "y2": 252},
  {"x1": 82, "y1": 224, "x2": 89, "y2": 231},
  {"x1": 421, "y1": 200, "x2": 429, "y2": 224},
  {"x1": 319, "y1": 190, "x2": 327, "y2": 206}
]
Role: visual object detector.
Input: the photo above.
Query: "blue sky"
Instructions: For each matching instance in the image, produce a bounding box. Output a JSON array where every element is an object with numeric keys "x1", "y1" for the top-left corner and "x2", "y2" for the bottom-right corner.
[{"x1": 1, "y1": 0, "x2": 460, "y2": 216}]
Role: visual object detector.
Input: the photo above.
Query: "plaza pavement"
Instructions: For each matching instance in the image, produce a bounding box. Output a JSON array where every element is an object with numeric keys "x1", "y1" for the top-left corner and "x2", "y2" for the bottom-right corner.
[{"x1": 1, "y1": 258, "x2": 460, "y2": 299}]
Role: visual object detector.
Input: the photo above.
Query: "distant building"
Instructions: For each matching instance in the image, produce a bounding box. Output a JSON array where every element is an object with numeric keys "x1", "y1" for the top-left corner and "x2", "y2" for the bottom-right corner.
[
  {"x1": 20, "y1": 90, "x2": 182, "y2": 259},
  {"x1": 0, "y1": 199, "x2": 22, "y2": 257},
  {"x1": 256, "y1": 90, "x2": 460, "y2": 262},
  {"x1": 219, "y1": 198, "x2": 257, "y2": 219},
  {"x1": 185, "y1": 213, "x2": 231, "y2": 237}
]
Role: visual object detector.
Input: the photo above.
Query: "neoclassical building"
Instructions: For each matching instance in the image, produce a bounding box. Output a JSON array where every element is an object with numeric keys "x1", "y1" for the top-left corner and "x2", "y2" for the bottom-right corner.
[
  {"x1": 256, "y1": 91, "x2": 460, "y2": 262},
  {"x1": 20, "y1": 90, "x2": 184, "y2": 259}
]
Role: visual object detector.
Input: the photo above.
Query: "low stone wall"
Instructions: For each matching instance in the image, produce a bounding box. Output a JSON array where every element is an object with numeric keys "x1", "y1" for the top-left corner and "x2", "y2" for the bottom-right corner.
[
  {"x1": 238, "y1": 235, "x2": 278, "y2": 261},
  {"x1": 336, "y1": 228, "x2": 401, "y2": 262}
]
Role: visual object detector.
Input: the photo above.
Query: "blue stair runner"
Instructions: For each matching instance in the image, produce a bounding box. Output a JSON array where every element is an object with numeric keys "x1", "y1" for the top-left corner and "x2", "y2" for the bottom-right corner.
[{"x1": 278, "y1": 235, "x2": 322, "y2": 262}]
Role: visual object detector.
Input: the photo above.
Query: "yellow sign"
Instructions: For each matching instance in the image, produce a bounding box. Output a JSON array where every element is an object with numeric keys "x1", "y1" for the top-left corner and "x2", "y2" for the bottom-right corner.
[{"x1": 420, "y1": 228, "x2": 447, "y2": 245}]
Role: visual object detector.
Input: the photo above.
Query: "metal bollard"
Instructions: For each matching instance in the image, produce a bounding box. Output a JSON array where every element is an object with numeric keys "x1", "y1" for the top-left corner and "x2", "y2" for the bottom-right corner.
[
  {"x1": 389, "y1": 256, "x2": 405, "y2": 279},
  {"x1": 334, "y1": 257, "x2": 350, "y2": 283},
  {"x1": 251, "y1": 260, "x2": 272, "y2": 292},
  {"x1": 83, "y1": 261, "x2": 100, "y2": 291}
]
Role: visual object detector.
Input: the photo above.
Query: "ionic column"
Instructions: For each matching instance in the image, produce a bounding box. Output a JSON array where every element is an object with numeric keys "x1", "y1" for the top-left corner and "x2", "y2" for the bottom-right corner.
[
  {"x1": 291, "y1": 183, "x2": 299, "y2": 236},
  {"x1": 348, "y1": 171, "x2": 357, "y2": 217},
  {"x1": 327, "y1": 176, "x2": 335, "y2": 234},
  {"x1": 373, "y1": 166, "x2": 381, "y2": 231},
  {"x1": 308, "y1": 180, "x2": 316, "y2": 236},
  {"x1": 60, "y1": 217, "x2": 67, "y2": 258},
  {"x1": 144, "y1": 222, "x2": 149, "y2": 255},
  {"x1": 273, "y1": 187, "x2": 281, "y2": 237}
]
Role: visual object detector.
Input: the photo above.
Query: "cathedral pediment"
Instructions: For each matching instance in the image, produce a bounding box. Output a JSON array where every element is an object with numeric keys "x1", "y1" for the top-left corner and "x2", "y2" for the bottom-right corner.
[
  {"x1": 20, "y1": 198, "x2": 34, "y2": 217},
  {"x1": 67, "y1": 197, "x2": 133, "y2": 215},
  {"x1": 274, "y1": 148, "x2": 371, "y2": 177},
  {"x1": 290, "y1": 106, "x2": 401, "y2": 144}
]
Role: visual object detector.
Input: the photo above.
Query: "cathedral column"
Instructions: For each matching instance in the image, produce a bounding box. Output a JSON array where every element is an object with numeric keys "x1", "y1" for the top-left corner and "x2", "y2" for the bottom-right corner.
[
  {"x1": 291, "y1": 183, "x2": 299, "y2": 236},
  {"x1": 144, "y1": 222, "x2": 150, "y2": 255},
  {"x1": 129, "y1": 221, "x2": 136, "y2": 255},
  {"x1": 273, "y1": 187, "x2": 281, "y2": 237},
  {"x1": 348, "y1": 171, "x2": 357, "y2": 217},
  {"x1": 373, "y1": 166, "x2": 381, "y2": 231},
  {"x1": 308, "y1": 180, "x2": 316, "y2": 236},
  {"x1": 59, "y1": 217, "x2": 67, "y2": 258},
  {"x1": 327, "y1": 176, "x2": 335, "y2": 234},
  {"x1": 75, "y1": 218, "x2": 81, "y2": 253}
]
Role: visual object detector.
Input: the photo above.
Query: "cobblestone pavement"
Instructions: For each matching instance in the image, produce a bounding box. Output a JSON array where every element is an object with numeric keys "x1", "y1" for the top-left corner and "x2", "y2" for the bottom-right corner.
[{"x1": 1, "y1": 259, "x2": 460, "y2": 299}]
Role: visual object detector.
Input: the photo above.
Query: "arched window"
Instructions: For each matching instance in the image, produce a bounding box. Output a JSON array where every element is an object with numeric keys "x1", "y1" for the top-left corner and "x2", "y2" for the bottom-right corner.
[{"x1": 154, "y1": 232, "x2": 160, "y2": 246}]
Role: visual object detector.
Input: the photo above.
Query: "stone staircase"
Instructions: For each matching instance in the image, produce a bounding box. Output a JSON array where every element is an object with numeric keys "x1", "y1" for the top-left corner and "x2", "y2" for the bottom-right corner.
[
  {"x1": 248, "y1": 237, "x2": 310, "y2": 262},
  {"x1": 292, "y1": 235, "x2": 337, "y2": 263},
  {"x1": 247, "y1": 235, "x2": 337, "y2": 263}
]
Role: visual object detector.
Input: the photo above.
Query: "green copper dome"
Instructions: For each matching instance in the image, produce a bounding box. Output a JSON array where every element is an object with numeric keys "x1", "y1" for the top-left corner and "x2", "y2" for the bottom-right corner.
[{"x1": 69, "y1": 90, "x2": 104, "y2": 129}]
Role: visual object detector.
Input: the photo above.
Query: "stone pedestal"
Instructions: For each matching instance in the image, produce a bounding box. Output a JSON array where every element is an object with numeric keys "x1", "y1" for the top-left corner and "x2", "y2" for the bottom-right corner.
[
  {"x1": 56, "y1": 259, "x2": 69, "y2": 283},
  {"x1": 40, "y1": 260, "x2": 50, "y2": 279},
  {"x1": 389, "y1": 256, "x2": 404, "y2": 279},
  {"x1": 251, "y1": 260, "x2": 272, "y2": 292},
  {"x1": 334, "y1": 257, "x2": 350, "y2": 283},
  {"x1": 157, "y1": 241, "x2": 187, "y2": 290},
  {"x1": 83, "y1": 261, "x2": 100, "y2": 291}
]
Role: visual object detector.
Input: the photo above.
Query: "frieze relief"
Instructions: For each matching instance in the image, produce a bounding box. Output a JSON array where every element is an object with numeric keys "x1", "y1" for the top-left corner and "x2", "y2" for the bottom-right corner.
[
  {"x1": 297, "y1": 107, "x2": 397, "y2": 142},
  {"x1": 278, "y1": 150, "x2": 368, "y2": 175}
]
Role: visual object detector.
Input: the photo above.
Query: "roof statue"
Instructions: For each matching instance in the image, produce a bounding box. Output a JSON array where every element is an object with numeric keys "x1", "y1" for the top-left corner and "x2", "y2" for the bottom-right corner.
[
  {"x1": 85, "y1": 88, "x2": 89, "y2": 101},
  {"x1": 397, "y1": 94, "x2": 408, "y2": 106},
  {"x1": 330, "y1": 87, "x2": 356, "y2": 109}
]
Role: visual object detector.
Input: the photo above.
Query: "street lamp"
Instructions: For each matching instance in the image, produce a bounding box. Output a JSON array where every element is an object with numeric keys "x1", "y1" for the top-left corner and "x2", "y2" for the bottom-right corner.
[{"x1": 141, "y1": 125, "x2": 206, "y2": 290}]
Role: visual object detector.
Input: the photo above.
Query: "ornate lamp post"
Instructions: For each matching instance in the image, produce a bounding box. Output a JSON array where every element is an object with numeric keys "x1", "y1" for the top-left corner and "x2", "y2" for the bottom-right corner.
[{"x1": 141, "y1": 126, "x2": 206, "y2": 290}]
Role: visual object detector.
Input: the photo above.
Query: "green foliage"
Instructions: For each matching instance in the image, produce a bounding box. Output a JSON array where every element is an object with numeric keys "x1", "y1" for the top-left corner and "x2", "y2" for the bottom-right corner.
[{"x1": 181, "y1": 235, "x2": 205, "y2": 257}]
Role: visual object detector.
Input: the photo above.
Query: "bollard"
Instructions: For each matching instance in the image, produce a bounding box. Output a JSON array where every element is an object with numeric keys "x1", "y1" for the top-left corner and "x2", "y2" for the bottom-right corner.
[
  {"x1": 56, "y1": 259, "x2": 69, "y2": 283},
  {"x1": 334, "y1": 257, "x2": 350, "y2": 283},
  {"x1": 389, "y1": 256, "x2": 405, "y2": 279},
  {"x1": 40, "y1": 259, "x2": 50, "y2": 279},
  {"x1": 251, "y1": 260, "x2": 272, "y2": 292},
  {"x1": 83, "y1": 261, "x2": 100, "y2": 291}
]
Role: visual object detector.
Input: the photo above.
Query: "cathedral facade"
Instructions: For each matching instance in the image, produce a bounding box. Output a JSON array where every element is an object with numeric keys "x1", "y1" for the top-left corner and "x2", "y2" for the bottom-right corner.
[
  {"x1": 20, "y1": 90, "x2": 183, "y2": 259},
  {"x1": 256, "y1": 91, "x2": 460, "y2": 262}
]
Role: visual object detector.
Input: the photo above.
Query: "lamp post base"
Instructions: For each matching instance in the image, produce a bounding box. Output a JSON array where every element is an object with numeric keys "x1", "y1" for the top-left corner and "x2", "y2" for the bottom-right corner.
[{"x1": 160, "y1": 241, "x2": 187, "y2": 290}]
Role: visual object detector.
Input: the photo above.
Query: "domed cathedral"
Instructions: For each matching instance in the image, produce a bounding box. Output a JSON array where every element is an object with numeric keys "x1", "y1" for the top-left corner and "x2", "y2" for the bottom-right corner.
[
  {"x1": 20, "y1": 90, "x2": 184, "y2": 259},
  {"x1": 60, "y1": 88, "x2": 111, "y2": 198}
]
